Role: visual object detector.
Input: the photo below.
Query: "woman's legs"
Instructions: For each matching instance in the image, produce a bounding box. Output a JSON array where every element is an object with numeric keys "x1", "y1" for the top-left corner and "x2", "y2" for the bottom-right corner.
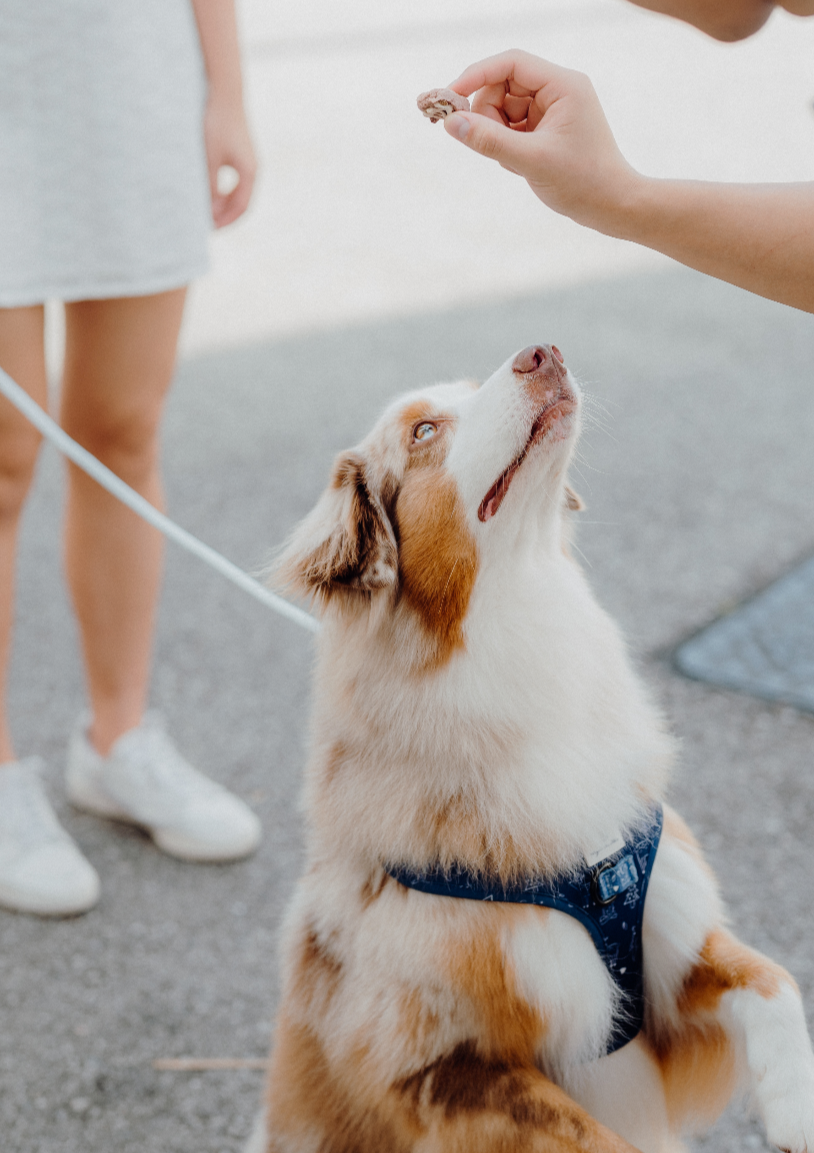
[
  {"x1": 0, "y1": 291, "x2": 186, "y2": 759},
  {"x1": 0, "y1": 305, "x2": 100, "y2": 915},
  {"x1": 60, "y1": 289, "x2": 187, "y2": 755},
  {"x1": 0, "y1": 289, "x2": 258, "y2": 897},
  {"x1": 0, "y1": 306, "x2": 48, "y2": 763},
  {"x1": 61, "y1": 288, "x2": 261, "y2": 862}
]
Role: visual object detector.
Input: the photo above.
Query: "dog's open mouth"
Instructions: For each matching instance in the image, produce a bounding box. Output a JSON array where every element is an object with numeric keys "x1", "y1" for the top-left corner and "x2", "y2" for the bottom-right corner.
[{"x1": 478, "y1": 389, "x2": 576, "y2": 523}]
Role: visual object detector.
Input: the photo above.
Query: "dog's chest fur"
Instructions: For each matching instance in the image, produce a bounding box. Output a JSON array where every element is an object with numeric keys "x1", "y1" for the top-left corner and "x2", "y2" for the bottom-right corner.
[
  {"x1": 306, "y1": 550, "x2": 672, "y2": 881},
  {"x1": 284, "y1": 549, "x2": 674, "y2": 1073}
]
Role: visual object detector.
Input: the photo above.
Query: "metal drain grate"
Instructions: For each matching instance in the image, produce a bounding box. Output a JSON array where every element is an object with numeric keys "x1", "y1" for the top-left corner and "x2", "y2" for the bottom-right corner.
[{"x1": 674, "y1": 553, "x2": 814, "y2": 713}]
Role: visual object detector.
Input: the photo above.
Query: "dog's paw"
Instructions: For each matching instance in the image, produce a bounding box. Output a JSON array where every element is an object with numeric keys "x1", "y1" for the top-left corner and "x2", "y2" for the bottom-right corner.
[{"x1": 762, "y1": 1066, "x2": 814, "y2": 1153}]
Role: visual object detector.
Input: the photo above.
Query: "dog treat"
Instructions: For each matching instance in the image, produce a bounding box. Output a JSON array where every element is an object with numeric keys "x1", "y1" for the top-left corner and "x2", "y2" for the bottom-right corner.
[{"x1": 417, "y1": 88, "x2": 470, "y2": 123}]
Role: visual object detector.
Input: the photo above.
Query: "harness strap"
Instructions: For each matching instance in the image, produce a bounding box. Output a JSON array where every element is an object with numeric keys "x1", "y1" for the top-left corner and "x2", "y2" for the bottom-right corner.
[{"x1": 387, "y1": 805, "x2": 663, "y2": 1054}]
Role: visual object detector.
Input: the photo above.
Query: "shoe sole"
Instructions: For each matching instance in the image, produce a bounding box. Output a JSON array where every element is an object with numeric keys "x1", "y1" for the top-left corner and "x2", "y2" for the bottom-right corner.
[
  {"x1": 0, "y1": 880, "x2": 100, "y2": 917},
  {"x1": 153, "y1": 826, "x2": 261, "y2": 863},
  {"x1": 66, "y1": 775, "x2": 131, "y2": 822},
  {"x1": 69, "y1": 788, "x2": 261, "y2": 863}
]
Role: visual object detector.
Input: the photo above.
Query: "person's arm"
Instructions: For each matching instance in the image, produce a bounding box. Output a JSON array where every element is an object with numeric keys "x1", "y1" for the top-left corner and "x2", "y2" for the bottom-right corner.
[
  {"x1": 189, "y1": 0, "x2": 257, "y2": 228},
  {"x1": 624, "y1": 0, "x2": 773, "y2": 40},
  {"x1": 442, "y1": 51, "x2": 814, "y2": 313},
  {"x1": 610, "y1": 179, "x2": 814, "y2": 312},
  {"x1": 625, "y1": 0, "x2": 814, "y2": 41}
]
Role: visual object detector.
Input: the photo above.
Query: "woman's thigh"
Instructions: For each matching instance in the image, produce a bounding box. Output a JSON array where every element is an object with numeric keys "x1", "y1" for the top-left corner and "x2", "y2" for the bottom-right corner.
[
  {"x1": 0, "y1": 306, "x2": 47, "y2": 511},
  {"x1": 60, "y1": 289, "x2": 187, "y2": 476}
]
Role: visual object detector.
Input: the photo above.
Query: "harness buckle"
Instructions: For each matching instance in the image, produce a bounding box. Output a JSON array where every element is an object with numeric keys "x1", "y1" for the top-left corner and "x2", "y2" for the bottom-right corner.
[{"x1": 592, "y1": 854, "x2": 639, "y2": 905}]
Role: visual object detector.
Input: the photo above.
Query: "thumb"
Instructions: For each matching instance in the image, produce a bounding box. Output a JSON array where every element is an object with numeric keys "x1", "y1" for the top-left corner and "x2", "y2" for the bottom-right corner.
[{"x1": 444, "y1": 111, "x2": 531, "y2": 172}]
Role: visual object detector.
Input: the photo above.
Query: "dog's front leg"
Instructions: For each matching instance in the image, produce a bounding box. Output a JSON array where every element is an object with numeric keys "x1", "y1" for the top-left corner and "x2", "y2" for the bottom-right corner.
[
  {"x1": 675, "y1": 929, "x2": 814, "y2": 1152},
  {"x1": 714, "y1": 936, "x2": 814, "y2": 1152},
  {"x1": 645, "y1": 806, "x2": 814, "y2": 1147}
]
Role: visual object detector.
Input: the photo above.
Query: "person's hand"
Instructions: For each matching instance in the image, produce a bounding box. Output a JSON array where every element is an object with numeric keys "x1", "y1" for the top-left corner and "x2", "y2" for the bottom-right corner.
[
  {"x1": 203, "y1": 92, "x2": 257, "y2": 229},
  {"x1": 443, "y1": 50, "x2": 641, "y2": 234}
]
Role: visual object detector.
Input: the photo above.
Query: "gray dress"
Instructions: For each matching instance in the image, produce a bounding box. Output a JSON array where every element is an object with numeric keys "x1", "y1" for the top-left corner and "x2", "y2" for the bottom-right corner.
[{"x1": 0, "y1": 0, "x2": 211, "y2": 306}]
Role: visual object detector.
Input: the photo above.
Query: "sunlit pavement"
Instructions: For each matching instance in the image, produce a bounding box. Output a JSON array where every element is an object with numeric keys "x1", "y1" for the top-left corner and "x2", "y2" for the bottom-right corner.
[{"x1": 7, "y1": 2, "x2": 814, "y2": 1151}]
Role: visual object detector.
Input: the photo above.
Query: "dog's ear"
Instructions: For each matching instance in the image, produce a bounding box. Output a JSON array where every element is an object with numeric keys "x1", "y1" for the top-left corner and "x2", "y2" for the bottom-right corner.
[
  {"x1": 275, "y1": 451, "x2": 398, "y2": 603},
  {"x1": 564, "y1": 485, "x2": 585, "y2": 512}
]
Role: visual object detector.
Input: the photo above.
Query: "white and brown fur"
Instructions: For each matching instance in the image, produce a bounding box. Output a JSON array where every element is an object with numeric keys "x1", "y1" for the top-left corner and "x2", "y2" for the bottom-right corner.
[{"x1": 253, "y1": 345, "x2": 814, "y2": 1152}]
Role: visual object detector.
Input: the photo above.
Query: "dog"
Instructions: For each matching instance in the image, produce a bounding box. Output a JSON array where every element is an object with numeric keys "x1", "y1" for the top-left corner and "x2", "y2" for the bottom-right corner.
[{"x1": 253, "y1": 345, "x2": 814, "y2": 1152}]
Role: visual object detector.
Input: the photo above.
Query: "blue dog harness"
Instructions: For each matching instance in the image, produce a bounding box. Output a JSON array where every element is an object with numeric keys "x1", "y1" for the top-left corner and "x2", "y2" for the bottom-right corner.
[{"x1": 387, "y1": 805, "x2": 663, "y2": 1054}]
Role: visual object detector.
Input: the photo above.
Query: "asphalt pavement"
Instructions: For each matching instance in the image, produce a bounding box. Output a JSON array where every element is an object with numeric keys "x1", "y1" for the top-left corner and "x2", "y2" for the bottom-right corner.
[{"x1": 2, "y1": 264, "x2": 813, "y2": 1152}]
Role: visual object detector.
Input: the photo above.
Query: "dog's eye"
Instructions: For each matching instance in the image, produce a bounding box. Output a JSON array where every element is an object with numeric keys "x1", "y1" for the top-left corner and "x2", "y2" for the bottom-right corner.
[{"x1": 413, "y1": 422, "x2": 438, "y2": 442}]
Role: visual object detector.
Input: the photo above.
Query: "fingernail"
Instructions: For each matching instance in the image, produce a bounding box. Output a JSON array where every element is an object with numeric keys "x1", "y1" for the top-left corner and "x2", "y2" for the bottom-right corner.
[{"x1": 445, "y1": 113, "x2": 470, "y2": 141}]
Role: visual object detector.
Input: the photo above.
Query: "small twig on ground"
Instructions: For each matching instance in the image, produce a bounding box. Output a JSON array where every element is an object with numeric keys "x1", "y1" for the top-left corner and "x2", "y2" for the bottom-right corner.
[{"x1": 152, "y1": 1058, "x2": 269, "y2": 1071}]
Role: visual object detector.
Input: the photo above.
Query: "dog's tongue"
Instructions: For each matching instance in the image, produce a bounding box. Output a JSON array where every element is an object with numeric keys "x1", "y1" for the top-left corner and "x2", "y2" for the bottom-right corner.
[
  {"x1": 478, "y1": 460, "x2": 521, "y2": 522},
  {"x1": 479, "y1": 491, "x2": 502, "y2": 522}
]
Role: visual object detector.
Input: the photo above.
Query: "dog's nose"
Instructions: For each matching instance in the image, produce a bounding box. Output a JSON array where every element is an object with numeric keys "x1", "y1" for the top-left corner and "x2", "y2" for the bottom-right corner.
[{"x1": 512, "y1": 344, "x2": 564, "y2": 375}]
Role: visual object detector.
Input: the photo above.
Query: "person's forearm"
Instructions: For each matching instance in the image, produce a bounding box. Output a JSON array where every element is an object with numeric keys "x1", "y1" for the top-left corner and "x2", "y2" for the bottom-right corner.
[
  {"x1": 189, "y1": 0, "x2": 245, "y2": 105},
  {"x1": 606, "y1": 179, "x2": 814, "y2": 313},
  {"x1": 623, "y1": 0, "x2": 772, "y2": 39},
  {"x1": 623, "y1": 0, "x2": 814, "y2": 40}
]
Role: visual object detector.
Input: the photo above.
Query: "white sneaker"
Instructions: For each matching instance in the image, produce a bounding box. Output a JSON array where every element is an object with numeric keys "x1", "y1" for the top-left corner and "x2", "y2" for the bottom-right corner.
[
  {"x1": 66, "y1": 712, "x2": 262, "y2": 862},
  {"x1": 0, "y1": 759, "x2": 101, "y2": 916}
]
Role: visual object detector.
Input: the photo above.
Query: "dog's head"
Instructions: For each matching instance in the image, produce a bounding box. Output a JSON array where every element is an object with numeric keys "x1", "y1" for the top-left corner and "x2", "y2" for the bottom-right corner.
[{"x1": 277, "y1": 345, "x2": 582, "y2": 663}]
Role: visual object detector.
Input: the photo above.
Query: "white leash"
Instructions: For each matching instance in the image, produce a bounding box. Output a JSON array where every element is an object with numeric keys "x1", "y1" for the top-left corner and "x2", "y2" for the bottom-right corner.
[{"x1": 0, "y1": 366, "x2": 319, "y2": 635}]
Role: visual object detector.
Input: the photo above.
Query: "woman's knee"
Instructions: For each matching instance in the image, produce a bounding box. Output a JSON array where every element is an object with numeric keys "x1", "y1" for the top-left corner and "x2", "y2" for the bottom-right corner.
[
  {"x1": 0, "y1": 422, "x2": 42, "y2": 522},
  {"x1": 62, "y1": 402, "x2": 163, "y2": 488}
]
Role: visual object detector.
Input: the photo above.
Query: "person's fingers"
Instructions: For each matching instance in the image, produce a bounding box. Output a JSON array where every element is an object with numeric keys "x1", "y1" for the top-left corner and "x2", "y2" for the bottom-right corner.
[
  {"x1": 472, "y1": 101, "x2": 511, "y2": 129},
  {"x1": 207, "y1": 143, "x2": 255, "y2": 228},
  {"x1": 450, "y1": 49, "x2": 575, "y2": 102},
  {"x1": 213, "y1": 182, "x2": 249, "y2": 228},
  {"x1": 527, "y1": 95, "x2": 546, "y2": 133},
  {"x1": 205, "y1": 151, "x2": 220, "y2": 207},
  {"x1": 213, "y1": 193, "x2": 236, "y2": 229},
  {"x1": 204, "y1": 137, "x2": 224, "y2": 222},
  {"x1": 213, "y1": 160, "x2": 255, "y2": 229},
  {"x1": 449, "y1": 49, "x2": 531, "y2": 96},
  {"x1": 444, "y1": 110, "x2": 536, "y2": 172},
  {"x1": 507, "y1": 78, "x2": 535, "y2": 98},
  {"x1": 503, "y1": 94, "x2": 532, "y2": 124},
  {"x1": 469, "y1": 86, "x2": 532, "y2": 132},
  {"x1": 471, "y1": 83, "x2": 512, "y2": 126},
  {"x1": 471, "y1": 83, "x2": 508, "y2": 111}
]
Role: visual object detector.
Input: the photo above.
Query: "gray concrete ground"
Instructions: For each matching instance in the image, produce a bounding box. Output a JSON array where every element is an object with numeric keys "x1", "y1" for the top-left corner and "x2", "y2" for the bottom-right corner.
[
  {"x1": 2, "y1": 265, "x2": 814, "y2": 1152},
  {"x1": 675, "y1": 552, "x2": 814, "y2": 713}
]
